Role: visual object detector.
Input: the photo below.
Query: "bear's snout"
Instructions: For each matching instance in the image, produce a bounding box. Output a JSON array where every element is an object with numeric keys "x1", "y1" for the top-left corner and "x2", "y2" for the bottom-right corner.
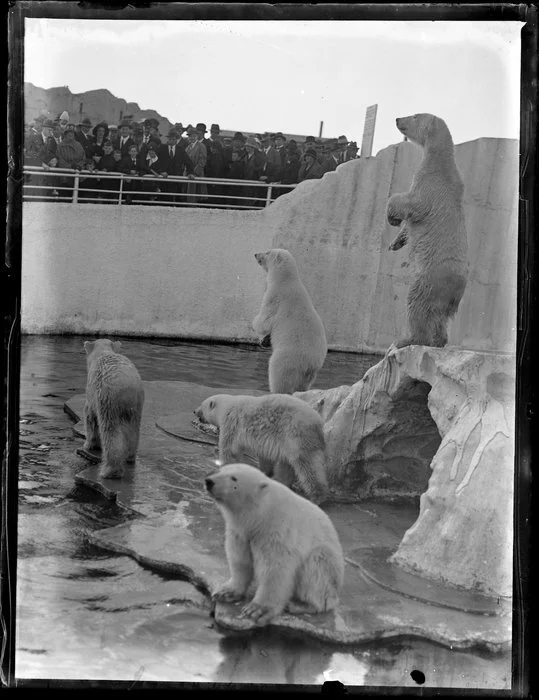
[{"x1": 205, "y1": 477, "x2": 215, "y2": 492}]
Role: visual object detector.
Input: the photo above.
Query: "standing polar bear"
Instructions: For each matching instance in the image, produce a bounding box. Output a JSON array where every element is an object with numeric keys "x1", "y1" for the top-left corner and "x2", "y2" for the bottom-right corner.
[
  {"x1": 253, "y1": 249, "x2": 327, "y2": 394},
  {"x1": 386, "y1": 113, "x2": 468, "y2": 348},
  {"x1": 83, "y1": 339, "x2": 145, "y2": 479},
  {"x1": 206, "y1": 463, "x2": 344, "y2": 626},
  {"x1": 194, "y1": 393, "x2": 328, "y2": 504}
]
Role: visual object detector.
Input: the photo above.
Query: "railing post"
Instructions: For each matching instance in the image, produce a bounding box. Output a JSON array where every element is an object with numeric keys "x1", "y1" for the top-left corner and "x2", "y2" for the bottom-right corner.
[
  {"x1": 118, "y1": 175, "x2": 124, "y2": 205},
  {"x1": 265, "y1": 184, "x2": 272, "y2": 207},
  {"x1": 72, "y1": 173, "x2": 79, "y2": 203}
]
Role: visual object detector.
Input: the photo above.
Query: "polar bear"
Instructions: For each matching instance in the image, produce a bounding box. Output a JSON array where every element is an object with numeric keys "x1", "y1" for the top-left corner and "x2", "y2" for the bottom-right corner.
[
  {"x1": 83, "y1": 339, "x2": 144, "y2": 479},
  {"x1": 386, "y1": 113, "x2": 468, "y2": 348},
  {"x1": 253, "y1": 249, "x2": 327, "y2": 393},
  {"x1": 194, "y1": 393, "x2": 328, "y2": 504},
  {"x1": 206, "y1": 463, "x2": 344, "y2": 626}
]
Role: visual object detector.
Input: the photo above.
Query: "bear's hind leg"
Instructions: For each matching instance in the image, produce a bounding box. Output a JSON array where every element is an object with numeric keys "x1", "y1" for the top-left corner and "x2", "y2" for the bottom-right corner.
[
  {"x1": 292, "y1": 547, "x2": 342, "y2": 614},
  {"x1": 125, "y1": 414, "x2": 142, "y2": 463},
  {"x1": 292, "y1": 451, "x2": 329, "y2": 504},
  {"x1": 268, "y1": 352, "x2": 312, "y2": 394},
  {"x1": 398, "y1": 277, "x2": 439, "y2": 347},
  {"x1": 83, "y1": 402, "x2": 101, "y2": 452},
  {"x1": 99, "y1": 421, "x2": 127, "y2": 479}
]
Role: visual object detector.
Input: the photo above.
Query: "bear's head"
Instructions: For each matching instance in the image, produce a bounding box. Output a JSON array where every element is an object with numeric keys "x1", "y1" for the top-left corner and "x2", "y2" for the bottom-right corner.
[
  {"x1": 254, "y1": 249, "x2": 297, "y2": 278},
  {"x1": 194, "y1": 394, "x2": 225, "y2": 427},
  {"x1": 84, "y1": 338, "x2": 122, "y2": 357},
  {"x1": 396, "y1": 113, "x2": 452, "y2": 150},
  {"x1": 205, "y1": 463, "x2": 270, "y2": 513}
]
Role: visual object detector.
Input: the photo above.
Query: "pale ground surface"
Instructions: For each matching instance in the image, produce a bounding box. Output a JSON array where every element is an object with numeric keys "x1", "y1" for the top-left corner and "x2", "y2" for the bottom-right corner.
[{"x1": 16, "y1": 336, "x2": 511, "y2": 688}]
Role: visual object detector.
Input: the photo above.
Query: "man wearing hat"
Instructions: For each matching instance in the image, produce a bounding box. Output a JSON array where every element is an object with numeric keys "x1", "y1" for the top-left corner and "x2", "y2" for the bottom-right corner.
[
  {"x1": 258, "y1": 132, "x2": 281, "y2": 183},
  {"x1": 75, "y1": 117, "x2": 95, "y2": 157},
  {"x1": 337, "y1": 135, "x2": 349, "y2": 163},
  {"x1": 156, "y1": 129, "x2": 195, "y2": 203},
  {"x1": 273, "y1": 132, "x2": 287, "y2": 180},
  {"x1": 343, "y1": 141, "x2": 360, "y2": 162},
  {"x1": 209, "y1": 124, "x2": 222, "y2": 146},
  {"x1": 243, "y1": 136, "x2": 266, "y2": 207},
  {"x1": 25, "y1": 118, "x2": 57, "y2": 167},
  {"x1": 137, "y1": 118, "x2": 161, "y2": 158},
  {"x1": 195, "y1": 123, "x2": 213, "y2": 159},
  {"x1": 297, "y1": 147, "x2": 324, "y2": 182},
  {"x1": 112, "y1": 119, "x2": 136, "y2": 157},
  {"x1": 320, "y1": 140, "x2": 342, "y2": 175}
]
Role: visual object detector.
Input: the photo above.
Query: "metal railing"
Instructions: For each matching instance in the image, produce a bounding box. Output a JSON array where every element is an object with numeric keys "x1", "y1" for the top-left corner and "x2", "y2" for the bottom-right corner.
[{"x1": 22, "y1": 166, "x2": 297, "y2": 209}]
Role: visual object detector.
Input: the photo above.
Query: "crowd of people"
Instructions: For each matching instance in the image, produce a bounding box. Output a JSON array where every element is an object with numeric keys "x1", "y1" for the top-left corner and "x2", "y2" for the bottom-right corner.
[{"x1": 24, "y1": 111, "x2": 361, "y2": 207}]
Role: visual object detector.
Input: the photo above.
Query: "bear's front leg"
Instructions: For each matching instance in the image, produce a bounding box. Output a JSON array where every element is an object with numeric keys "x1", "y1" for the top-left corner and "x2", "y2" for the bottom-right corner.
[
  {"x1": 386, "y1": 192, "x2": 412, "y2": 227},
  {"x1": 389, "y1": 223, "x2": 409, "y2": 251},
  {"x1": 83, "y1": 402, "x2": 101, "y2": 452},
  {"x1": 252, "y1": 295, "x2": 278, "y2": 339},
  {"x1": 213, "y1": 530, "x2": 253, "y2": 603},
  {"x1": 240, "y1": 548, "x2": 296, "y2": 625}
]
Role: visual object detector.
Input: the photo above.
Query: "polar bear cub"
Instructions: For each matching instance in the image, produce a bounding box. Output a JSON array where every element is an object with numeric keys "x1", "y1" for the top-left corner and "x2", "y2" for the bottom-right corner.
[
  {"x1": 206, "y1": 463, "x2": 345, "y2": 626},
  {"x1": 253, "y1": 248, "x2": 327, "y2": 394},
  {"x1": 194, "y1": 392, "x2": 329, "y2": 504},
  {"x1": 83, "y1": 339, "x2": 145, "y2": 479}
]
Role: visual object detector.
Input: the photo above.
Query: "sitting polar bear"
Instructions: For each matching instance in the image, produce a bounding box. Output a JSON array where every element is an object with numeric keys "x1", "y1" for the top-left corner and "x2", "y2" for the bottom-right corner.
[
  {"x1": 194, "y1": 392, "x2": 329, "y2": 504},
  {"x1": 252, "y1": 248, "x2": 327, "y2": 394},
  {"x1": 386, "y1": 113, "x2": 468, "y2": 348},
  {"x1": 83, "y1": 339, "x2": 145, "y2": 479},
  {"x1": 206, "y1": 463, "x2": 345, "y2": 626}
]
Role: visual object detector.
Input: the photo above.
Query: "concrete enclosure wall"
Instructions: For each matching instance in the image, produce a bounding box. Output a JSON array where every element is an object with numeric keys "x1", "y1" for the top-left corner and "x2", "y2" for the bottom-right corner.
[{"x1": 22, "y1": 138, "x2": 518, "y2": 354}]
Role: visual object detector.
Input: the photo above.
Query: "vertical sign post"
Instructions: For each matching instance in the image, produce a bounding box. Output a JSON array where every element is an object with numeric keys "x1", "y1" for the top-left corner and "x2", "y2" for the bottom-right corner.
[
  {"x1": 318, "y1": 121, "x2": 324, "y2": 138},
  {"x1": 361, "y1": 104, "x2": 378, "y2": 157}
]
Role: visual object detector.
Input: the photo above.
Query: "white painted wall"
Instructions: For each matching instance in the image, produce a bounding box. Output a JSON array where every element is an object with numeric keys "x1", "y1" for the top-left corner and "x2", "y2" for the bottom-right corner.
[{"x1": 21, "y1": 138, "x2": 518, "y2": 354}]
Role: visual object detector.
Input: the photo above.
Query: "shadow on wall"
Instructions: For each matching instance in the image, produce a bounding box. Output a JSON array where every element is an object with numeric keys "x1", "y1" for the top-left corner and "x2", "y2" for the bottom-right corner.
[{"x1": 21, "y1": 138, "x2": 518, "y2": 354}]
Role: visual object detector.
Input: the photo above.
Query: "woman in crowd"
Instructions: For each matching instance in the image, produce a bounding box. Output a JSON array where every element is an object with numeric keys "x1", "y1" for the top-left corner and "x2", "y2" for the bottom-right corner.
[
  {"x1": 297, "y1": 148, "x2": 324, "y2": 182},
  {"x1": 88, "y1": 122, "x2": 109, "y2": 164}
]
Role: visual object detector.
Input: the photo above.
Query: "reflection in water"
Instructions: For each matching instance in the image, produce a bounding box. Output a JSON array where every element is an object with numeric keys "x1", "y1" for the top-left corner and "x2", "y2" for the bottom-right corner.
[{"x1": 16, "y1": 336, "x2": 509, "y2": 687}]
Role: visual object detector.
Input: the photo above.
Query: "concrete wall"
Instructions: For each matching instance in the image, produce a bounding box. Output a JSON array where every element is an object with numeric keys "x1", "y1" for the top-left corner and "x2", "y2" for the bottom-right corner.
[{"x1": 21, "y1": 137, "x2": 519, "y2": 354}]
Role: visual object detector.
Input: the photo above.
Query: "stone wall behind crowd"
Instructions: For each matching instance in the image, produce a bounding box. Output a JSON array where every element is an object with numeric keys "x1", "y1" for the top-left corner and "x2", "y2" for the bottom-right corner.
[{"x1": 21, "y1": 137, "x2": 518, "y2": 354}]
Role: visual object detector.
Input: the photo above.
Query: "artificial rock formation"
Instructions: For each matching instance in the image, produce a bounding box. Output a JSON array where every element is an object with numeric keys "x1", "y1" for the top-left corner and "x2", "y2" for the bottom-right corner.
[{"x1": 297, "y1": 346, "x2": 515, "y2": 598}]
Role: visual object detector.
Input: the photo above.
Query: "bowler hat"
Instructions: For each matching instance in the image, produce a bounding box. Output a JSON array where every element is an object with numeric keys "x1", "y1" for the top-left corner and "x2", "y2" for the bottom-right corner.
[
  {"x1": 92, "y1": 121, "x2": 109, "y2": 137},
  {"x1": 261, "y1": 132, "x2": 271, "y2": 142},
  {"x1": 210, "y1": 124, "x2": 220, "y2": 133},
  {"x1": 348, "y1": 141, "x2": 358, "y2": 149},
  {"x1": 119, "y1": 119, "x2": 132, "y2": 129},
  {"x1": 174, "y1": 123, "x2": 185, "y2": 133},
  {"x1": 305, "y1": 136, "x2": 316, "y2": 143},
  {"x1": 168, "y1": 129, "x2": 180, "y2": 138},
  {"x1": 337, "y1": 135, "x2": 348, "y2": 145},
  {"x1": 304, "y1": 148, "x2": 317, "y2": 159},
  {"x1": 80, "y1": 117, "x2": 92, "y2": 128},
  {"x1": 245, "y1": 137, "x2": 258, "y2": 148},
  {"x1": 233, "y1": 132, "x2": 245, "y2": 142},
  {"x1": 195, "y1": 123, "x2": 207, "y2": 133},
  {"x1": 144, "y1": 118, "x2": 159, "y2": 129},
  {"x1": 274, "y1": 132, "x2": 286, "y2": 141}
]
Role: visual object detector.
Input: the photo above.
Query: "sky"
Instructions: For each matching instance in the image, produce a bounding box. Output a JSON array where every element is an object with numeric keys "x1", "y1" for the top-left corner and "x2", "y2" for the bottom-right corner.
[{"x1": 24, "y1": 19, "x2": 522, "y2": 155}]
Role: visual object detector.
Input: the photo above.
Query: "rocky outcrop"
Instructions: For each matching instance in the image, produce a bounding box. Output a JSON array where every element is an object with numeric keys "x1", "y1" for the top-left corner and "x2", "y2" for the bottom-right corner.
[
  {"x1": 297, "y1": 345, "x2": 515, "y2": 598},
  {"x1": 24, "y1": 82, "x2": 174, "y2": 131}
]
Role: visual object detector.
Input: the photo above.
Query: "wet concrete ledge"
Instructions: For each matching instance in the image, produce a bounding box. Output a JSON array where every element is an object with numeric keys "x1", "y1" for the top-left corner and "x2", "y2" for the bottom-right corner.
[{"x1": 65, "y1": 380, "x2": 511, "y2": 652}]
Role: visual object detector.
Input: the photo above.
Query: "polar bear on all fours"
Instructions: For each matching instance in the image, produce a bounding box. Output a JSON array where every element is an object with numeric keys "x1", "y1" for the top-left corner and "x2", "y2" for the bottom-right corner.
[
  {"x1": 386, "y1": 113, "x2": 469, "y2": 349},
  {"x1": 194, "y1": 392, "x2": 329, "y2": 505},
  {"x1": 206, "y1": 463, "x2": 345, "y2": 626},
  {"x1": 252, "y1": 248, "x2": 327, "y2": 394},
  {"x1": 83, "y1": 338, "x2": 145, "y2": 479}
]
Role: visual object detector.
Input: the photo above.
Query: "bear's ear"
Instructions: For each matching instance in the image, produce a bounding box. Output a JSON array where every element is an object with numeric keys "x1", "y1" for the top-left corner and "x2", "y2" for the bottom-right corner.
[
  {"x1": 112, "y1": 341, "x2": 122, "y2": 352},
  {"x1": 83, "y1": 341, "x2": 94, "y2": 354},
  {"x1": 209, "y1": 400, "x2": 216, "y2": 410}
]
